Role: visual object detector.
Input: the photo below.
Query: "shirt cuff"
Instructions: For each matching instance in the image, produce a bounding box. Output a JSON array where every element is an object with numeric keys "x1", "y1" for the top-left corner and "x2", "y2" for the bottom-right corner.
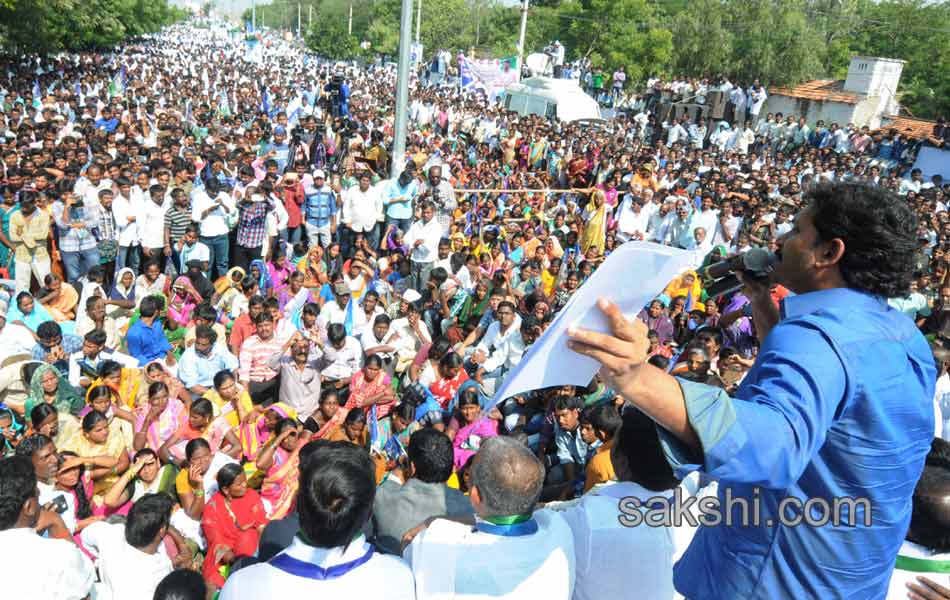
[{"x1": 655, "y1": 378, "x2": 740, "y2": 477}]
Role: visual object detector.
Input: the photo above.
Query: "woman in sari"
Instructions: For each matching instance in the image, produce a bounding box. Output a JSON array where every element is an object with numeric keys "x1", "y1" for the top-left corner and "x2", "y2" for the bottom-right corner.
[
  {"x1": 61, "y1": 410, "x2": 130, "y2": 496},
  {"x1": 201, "y1": 463, "x2": 267, "y2": 591},
  {"x1": 540, "y1": 258, "x2": 562, "y2": 298},
  {"x1": 429, "y1": 352, "x2": 469, "y2": 410},
  {"x1": 37, "y1": 273, "x2": 79, "y2": 322},
  {"x1": 28, "y1": 403, "x2": 76, "y2": 448},
  {"x1": 579, "y1": 189, "x2": 607, "y2": 256},
  {"x1": 661, "y1": 270, "x2": 706, "y2": 312},
  {"x1": 8, "y1": 291, "x2": 57, "y2": 332},
  {"x1": 266, "y1": 245, "x2": 294, "y2": 297},
  {"x1": 256, "y1": 418, "x2": 303, "y2": 520},
  {"x1": 167, "y1": 276, "x2": 203, "y2": 329},
  {"x1": 446, "y1": 382, "x2": 499, "y2": 471},
  {"x1": 134, "y1": 260, "x2": 169, "y2": 306},
  {"x1": 213, "y1": 266, "x2": 246, "y2": 319},
  {"x1": 325, "y1": 407, "x2": 369, "y2": 447},
  {"x1": 248, "y1": 259, "x2": 272, "y2": 297},
  {"x1": 297, "y1": 246, "x2": 328, "y2": 288},
  {"x1": 159, "y1": 398, "x2": 241, "y2": 466},
  {"x1": 108, "y1": 268, "x2": 138, "y2": 323},
  {"x1": 24, "y1": 363, "x2": 84, "y2": 417},
  {"x1": 133, "y1": 361, "x2": 186, "y2": 409},
  {"x1": 346, "y1": 355, "x2": 396, "y2": 419},
  {"x1": 307, "y1": 389, "x2": 347, "y2": 440},
  {"x1": 87, "y1": 359, "x2": 143, "y2": 411},
  {"x1": 77, "y1": 383, "x2": 136, "y2": 449},
  {"x1": 203, "y1": 371, "x2": 255, "y2": 430},
  {"x1": 239, "y1": 402, "x2": 298, "y2": 463},
  {"x1": 0, "y1": 190, "x2": 16, "y2": 278},
  {"x1": 133, "y1": 381, "x2": 188, "y2": 454},
  {"x1": 101, "y1": 448, "x2": 177, "y2": 514}
]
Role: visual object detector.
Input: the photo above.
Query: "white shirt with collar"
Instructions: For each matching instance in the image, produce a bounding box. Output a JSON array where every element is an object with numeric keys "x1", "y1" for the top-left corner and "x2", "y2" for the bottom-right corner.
[
  {"x1": 68, "y1": 348, "x2": 138, "y2": 388},
  {"x1": 191, "y1": 189, "x2": 235, "y2": 238},
  {"x1": 0, "y1": 321, "x2": 36, "y2": 362},
  {"x1": 111, "y1": 191, "x2": 141, "y2": 247},
  {"x1": 407, "y1": 509, "x2": 575, "y2": 600},
  {"x1": 220, "y1": 535, "x2": 415, "y2": 600},
  {"x1": 474, "y1": 316, "x2": 522, "y2": 361},
  {"x1": 138, "y1": 197, "x2": 169, "y2": 248},
  {"x1": 79, "y1": 520, "x2": 173, "y2": 600},
  {"x1": 343, "y1": 185, "x2": 383, "y2": 233},
  {"x1": 0, "y1": 527, "x2": 95, "y2": 600},
  {"x1": 404, "y1": 218, "x2": 443, "y2": 264}
]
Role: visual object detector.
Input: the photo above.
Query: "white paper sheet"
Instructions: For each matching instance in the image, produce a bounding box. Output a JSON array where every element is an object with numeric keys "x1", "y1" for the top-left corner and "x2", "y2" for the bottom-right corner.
[{"x1": 493, "y1": 241, "x2": 695, "y2": 403}]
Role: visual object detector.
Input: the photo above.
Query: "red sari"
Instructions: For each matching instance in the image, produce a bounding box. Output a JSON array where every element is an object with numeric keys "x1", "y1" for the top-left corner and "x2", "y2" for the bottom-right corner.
[{"x1": 201, "y1": 489, "x2": 268, "y2": 587}]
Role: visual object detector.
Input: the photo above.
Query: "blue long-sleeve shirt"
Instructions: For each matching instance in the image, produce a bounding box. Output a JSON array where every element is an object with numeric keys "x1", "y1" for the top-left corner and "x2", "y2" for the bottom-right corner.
[
  {"x1": 659, "y1": 287, "x2": 935, "y2": 599},
  {"x1": 126, "y1": 318, "x2": 173, "y2": 366}
]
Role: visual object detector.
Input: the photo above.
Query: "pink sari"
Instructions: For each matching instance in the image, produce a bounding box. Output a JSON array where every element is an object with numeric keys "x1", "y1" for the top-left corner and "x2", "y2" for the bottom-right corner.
[
  {"x1": 134, "y1": 398, "x2": 188, "y2": 452},
  {"x1": 260, "y1": 446, "x2": 300, "y2": 520},
  {"x1": 168, "y1": 276, "x2": 202, "y2": 328}
]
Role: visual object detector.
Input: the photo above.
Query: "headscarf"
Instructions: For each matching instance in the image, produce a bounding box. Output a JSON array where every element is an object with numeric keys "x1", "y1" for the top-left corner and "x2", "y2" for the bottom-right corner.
[
  {"x1": 214, "y1": 266, "x2": 246, "y2": 296},
  {"x1": 447, "y1": 378, "x2": 492, "y2": 413},
  {"x1": 25, "y1": 363, "x2": 83, "y2": 416},
  {"x1": 249, "y1": 259, "x2": 272, "y2": 295},
  {"x1": 168, "y1": 276, "x2": 203, "y2": 327},
  {"x1": 240, "y1": 401, "x2": 298, "y2": 461},
  {"x1": 111, "y1": 268, "x2": 137, "y2": 302}
]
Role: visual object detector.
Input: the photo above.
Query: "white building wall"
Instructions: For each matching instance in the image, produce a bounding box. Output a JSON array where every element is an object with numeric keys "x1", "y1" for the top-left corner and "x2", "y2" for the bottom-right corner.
[{"x1": 762, "y1": 96, "x2": 858, "y2": 127}]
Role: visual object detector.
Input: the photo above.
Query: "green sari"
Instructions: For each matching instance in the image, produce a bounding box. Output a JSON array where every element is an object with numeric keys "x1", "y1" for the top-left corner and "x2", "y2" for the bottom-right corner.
[{"x1": 25, "y1": 363, "x2": 84, "y2": 416}]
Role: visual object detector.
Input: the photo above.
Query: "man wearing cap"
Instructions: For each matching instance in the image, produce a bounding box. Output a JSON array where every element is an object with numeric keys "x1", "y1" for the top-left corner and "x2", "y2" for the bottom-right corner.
[
  {"x1": 317, "y1": 283, "x2": 352, "y2": 341},
  {"x1": 303, "y1": 169, "x2": 337, "y2": 249}
]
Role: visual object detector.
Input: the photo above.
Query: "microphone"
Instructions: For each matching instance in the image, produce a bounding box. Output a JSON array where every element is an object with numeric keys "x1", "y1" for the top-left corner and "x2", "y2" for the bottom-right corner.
[{"x1": 702, "y1": 248, "x2": 777, "y2": 299}]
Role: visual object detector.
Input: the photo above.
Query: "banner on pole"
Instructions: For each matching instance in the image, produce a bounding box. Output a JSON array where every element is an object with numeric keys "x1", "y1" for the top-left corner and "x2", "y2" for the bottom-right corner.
[{"x1": 459, "y1": 56, "x2": 518, "y2": 101}]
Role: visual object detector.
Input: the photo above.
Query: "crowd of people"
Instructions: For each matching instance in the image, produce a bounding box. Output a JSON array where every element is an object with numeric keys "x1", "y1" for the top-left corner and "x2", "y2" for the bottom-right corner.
[{"x1": 0, "y1": 17, "x2": 949, "y2": 600}]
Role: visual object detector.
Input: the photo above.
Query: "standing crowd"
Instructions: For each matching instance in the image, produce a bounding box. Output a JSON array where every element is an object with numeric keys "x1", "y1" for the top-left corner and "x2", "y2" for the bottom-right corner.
[{"x1": 0, "y1": 18, "x2": 948, "y2": 600}]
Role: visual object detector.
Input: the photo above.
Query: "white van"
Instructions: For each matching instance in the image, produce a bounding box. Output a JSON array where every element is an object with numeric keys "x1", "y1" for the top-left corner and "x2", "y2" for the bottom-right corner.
[{"x1": 502, "y1": 76, "x2": 602, "y2": 122}]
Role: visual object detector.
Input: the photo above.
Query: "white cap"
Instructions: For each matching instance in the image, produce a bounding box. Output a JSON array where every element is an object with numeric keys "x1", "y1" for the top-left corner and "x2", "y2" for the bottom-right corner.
[{"x1": 313, "y1": 169, "x2": 326, "y2": 179}]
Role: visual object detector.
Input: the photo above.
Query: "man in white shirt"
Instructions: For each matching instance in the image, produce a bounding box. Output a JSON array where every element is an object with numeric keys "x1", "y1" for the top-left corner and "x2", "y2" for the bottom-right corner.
[
  {"x1": 191, "y1": 178, "x2": 236, "y2": 280},
  {"x1": 67, "y1": 328, "x2": 137, "y2": 390},
  {"x1": 112, "y1": 176, "x2": 141, "y2": 273},
  {"x1": 616, "y1": 195, "x2": 650, "y2": 242},
  {"x1": 139, "y1": 184, "x2": 169, "y2": 268},
  {"x1": 343, "y1": 171, "x2": 384, "y2": 251},
  {"x1": 475, "y1": 309, "x2": 532, "y2": 396},
  {"x1": 404, "y1": 201, "x2": 443, "y2": 291},
  {"x1": 0, "y1": 455, "x2": 95, "y2": 600},
  {"x1": 220, "y1": 441, "x2": 416, "y2": 600},
  {"x1": 80, "y1": 494, "x2": 180, "y2": 600},
  {"x1": 319, "y1": 323, "x2": 364, "y2": 385},
  {"x1": 407, "y1": 436, "x2": 575, "y2": 600},
  {"x1": 0, "y1": 304, "x2": 36, "y2": 363}
]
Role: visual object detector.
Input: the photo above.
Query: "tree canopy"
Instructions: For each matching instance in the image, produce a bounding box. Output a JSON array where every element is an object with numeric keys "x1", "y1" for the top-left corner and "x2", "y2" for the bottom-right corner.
[{"x1": 0, "y1": 0, "x2": 188, "y2": 53}]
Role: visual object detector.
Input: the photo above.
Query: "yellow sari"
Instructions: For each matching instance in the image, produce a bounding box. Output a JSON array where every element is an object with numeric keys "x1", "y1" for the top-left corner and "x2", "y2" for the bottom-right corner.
[
  {"x1": 61, "y1": 428, "x2": 128, "y2": 495},
  {"x1": 580, "y1": 191, "x2": 607, "y2": 256},
  {"x1": 202, "y1": 387, "x2": 254, "y2": 429}
]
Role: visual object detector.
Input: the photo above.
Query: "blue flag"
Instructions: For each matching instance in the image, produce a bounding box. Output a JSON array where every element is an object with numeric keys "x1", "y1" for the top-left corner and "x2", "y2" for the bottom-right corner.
[
  {"x1": 31, "y1": 80, "x2": 41, "y2": 108},
  {"x1": 343, "y1": 296, "x2": 355, "y2": 337},
  {"x1": 685, "y1": 287, "x2": 694, "y2": 313},
  {"x1": 260, "y1": 87, "x2": 270, "y2": 114}
]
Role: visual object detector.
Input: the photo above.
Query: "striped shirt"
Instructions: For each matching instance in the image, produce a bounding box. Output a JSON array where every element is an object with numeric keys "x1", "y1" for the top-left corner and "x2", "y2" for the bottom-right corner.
[
  {"x1": 238, "y1": 334, "x2": 284, "y2": 383},
  {"x1": 164, "y1": 206, "x2": 192, "y2": 242}
]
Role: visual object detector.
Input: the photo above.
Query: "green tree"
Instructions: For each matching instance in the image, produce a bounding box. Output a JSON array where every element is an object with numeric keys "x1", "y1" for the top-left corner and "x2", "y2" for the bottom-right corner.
[
  {"x1": 305, "y1": 14, "x2": 360, "y2": 59},
  {"x1": 669, "y1": 0, "x2": 733, "y2": 77}
]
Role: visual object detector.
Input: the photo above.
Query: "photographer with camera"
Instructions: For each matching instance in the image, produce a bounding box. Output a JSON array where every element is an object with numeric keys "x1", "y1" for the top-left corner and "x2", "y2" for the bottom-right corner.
[
  {"x1": 419, "y1": 165, "x2": 456, "y2": 235},
  {"x1": 51, "y1": 189, "x2": 101, "y2": 283}
]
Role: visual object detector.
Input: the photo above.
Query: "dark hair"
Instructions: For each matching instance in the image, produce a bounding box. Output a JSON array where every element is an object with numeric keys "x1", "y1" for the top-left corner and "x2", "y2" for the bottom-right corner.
[
  {"x1": 152, "y1": 569, "x2": 207, "y2": 600},
  {"x1": 647, "y1": 354, "x2": 670, "y2": 369},
  {"x1": 215, "y1": 463, "x2": 244, "y2": 491},
  {"x1": 81, "y1": 410, "x2": 109, "y2": 433},
  {"x1": 139, "y1": 296, "x2": 161, "y2": 318},
  {"x1": 29, "y1": 403, "x2": 57, "y2": 429},
  {"x1": 84, "y1": 329, "x2": 107, "y2": 347},
  {"x1": 392, "y1": 401, "x2": 416, "y2": 424},
  {"x1": 806, "y1": 182, "x2": 918, "y2": 297},
  {"x1": 553, "y1": 395, "x2": 583, "y2": 412},
  {"x1": 327, "y1": 323, "x2": 346, "y2": 344},
  {"x1": 148, "y1": 381, "x2": 169, "y2": 400},
  {"x1": 248, "y1": 294, "x2": 266, "y2": 308},
  {"x1": 212, "y1": 370, "x2": 234, "y2": 390},
  {"x1": 87, "y1": 384, "x2": 114, "y2": 408},
  {"x1": 457, "y1": 387, "x2": 481, "y2": 409},
  {"x1": 439, "y1": 352, "x2": 463, "y2": 371},
  {"x1": 98, "y1": 359, "x2": 122, "y2": 380},
  {"x1": 194, "y1": 325, "x2": 217, "y2": 344},
  {"x1": 344, "y1": 407, "x2": 367, "y2": 426},
  {"x1": 37, "y1": 320, "x2": 62, "y2": 341},
  {"x1": 14, "y1": 433, "x2": 53, "y2": 460},
  {"x1": 125, "y1": 493, "x2": 173, "y2": 548},
  {"x1": 611, "y1": 407, "x2": 677, "y2": 491},
  {"x1": 297, "y1": 441, "x2": 376, "y2": 547},
  {"x1": 57, "y1": 451, "x2": 92, "y2": 520},
  {"x1": 184, "y1": 438, "x2": 211, "y2": 462},
  {"x1": 363, "y1": 354, "x2": 383, "y2": 369},
  {"x1": 584, "y1": 403, "x2": 622, "y2": 438},
  {"x1": 407, "y1": 429, "x2": 454, "y2": 483},
  {"x1": 190, "y1": 398, "x2": 213, "y2": 419},
  {"x1": 908, "y1": 438, "x2": 950, "y2": 552},
  {"x1": 303, "y1": 302, "x2": 320, "y2": 317},
  {"x1": 195, "y1": 303, "x2": 218, "y2": 323},
  {"x1": 0, "y1": 455, "x2": 36, "y2": 530},
  {"x1": 373, "y1": 313, "x2": 391, "y2": 327}
]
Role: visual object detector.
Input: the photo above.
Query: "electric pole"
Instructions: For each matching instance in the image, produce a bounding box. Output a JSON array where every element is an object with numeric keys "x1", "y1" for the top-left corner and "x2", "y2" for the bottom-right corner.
[
  {"x1": 349, "y1": 2, "x2": 354, "y2": 36},
  {"x1": 309, "y1": 3, "x2": 312, "y2": 27},
  {"x1": 298, "y1": 2, "x2": 302, "y2": 37},
  {"x1": 516, "y1": 0, "x2": 529, "y2": 77},
  {"x1": 415, "y1": 0, "x2": 421, "y2": 44},
  {"x1": 252, "y1": 0, "x2": 256, "y2": 31},
  {"x1": 392, "y1": 0, "x2": 414, "y2": 178}
]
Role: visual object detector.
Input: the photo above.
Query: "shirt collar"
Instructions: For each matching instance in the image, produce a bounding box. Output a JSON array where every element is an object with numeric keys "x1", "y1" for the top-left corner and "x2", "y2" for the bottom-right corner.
[
  {"x1": 284, "y1": 534, "x2": 370, "y2": 568},
  {"x1": 780, "y1": 287, "x2": 885, "y2": 320}
]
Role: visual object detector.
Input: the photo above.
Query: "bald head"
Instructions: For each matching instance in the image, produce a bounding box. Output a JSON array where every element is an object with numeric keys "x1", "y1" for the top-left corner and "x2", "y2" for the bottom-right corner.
[{"x1": 471, "y1": 436, "x2": 544, "y2": 517}]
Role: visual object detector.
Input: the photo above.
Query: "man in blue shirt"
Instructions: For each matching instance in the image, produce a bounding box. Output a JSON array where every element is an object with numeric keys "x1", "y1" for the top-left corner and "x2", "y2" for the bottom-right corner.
[
  {"x1": 568, "y1": 181, "x2": 935, "y2": 599},
  {"x1": 177, "y1": 325, "x2": 239, "y2": 398},
  {"x1": 126, "y1": 296, "x2": 174, "y2": 367},
  {"x1": 384, "y1": 170, "x2": 418, "y2": 235},
  {"x1": 303, "y1": 169, "x2": 337, "y2": 249}
]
